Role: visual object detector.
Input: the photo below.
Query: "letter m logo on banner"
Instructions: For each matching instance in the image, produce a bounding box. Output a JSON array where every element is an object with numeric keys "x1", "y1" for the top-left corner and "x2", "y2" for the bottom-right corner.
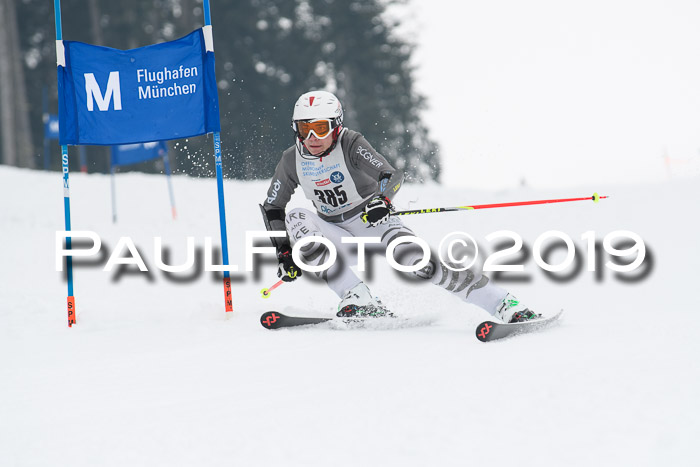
[
  {"x1": 84, "y1": 72, "x2": 122, "y2": 111},
  {"x1": 57, "y1": 29, "x2": 220, "y2": 145}
]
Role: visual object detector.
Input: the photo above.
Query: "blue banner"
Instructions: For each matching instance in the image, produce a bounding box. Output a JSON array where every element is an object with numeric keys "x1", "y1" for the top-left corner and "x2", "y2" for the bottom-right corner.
[
  {"x1": 111, "y1": 141, "x2": 168, "y2": 167},
  {"x1": 57, "y1": 29, "x2": 220, "y2": 145},
  {"x1": 45, "y1": 114, "x2": 60, "y2": 140}
]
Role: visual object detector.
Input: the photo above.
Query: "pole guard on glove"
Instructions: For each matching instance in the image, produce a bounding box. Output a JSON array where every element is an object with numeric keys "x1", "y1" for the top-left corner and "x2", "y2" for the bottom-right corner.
[
  {"x1": 277, "y1": 245, "x2": 302, "y2": 282},
  {"x1": 361, "y1": 195, "x2": 394, "y2": 226}
]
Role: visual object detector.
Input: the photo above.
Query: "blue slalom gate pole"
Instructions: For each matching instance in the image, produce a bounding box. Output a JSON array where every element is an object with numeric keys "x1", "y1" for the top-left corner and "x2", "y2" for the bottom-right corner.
[
  {"x1": 213, "y1": 130, "x2": 232, "y2": 312},
  {"x1": 204, "y1": 1, "x2": 233, "y2": 313},
  {"x1": 54, "y1": 0, "x2": 76, "y2": 326}
]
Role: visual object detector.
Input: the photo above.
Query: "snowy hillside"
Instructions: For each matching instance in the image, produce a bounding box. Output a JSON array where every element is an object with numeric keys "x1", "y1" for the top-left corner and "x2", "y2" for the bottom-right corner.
[{"x1": 1, "y1": 165, "x2": 698, "y2": 466}]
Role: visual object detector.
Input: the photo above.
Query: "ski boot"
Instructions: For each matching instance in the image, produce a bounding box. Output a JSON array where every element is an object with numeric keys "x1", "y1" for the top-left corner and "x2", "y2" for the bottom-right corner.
[
  {"x1": 337, "y1": 282, "x2": 393, "y2": 318},
  {"x1": 496, "y1": 293, "x2": 541, "y2": 323}
]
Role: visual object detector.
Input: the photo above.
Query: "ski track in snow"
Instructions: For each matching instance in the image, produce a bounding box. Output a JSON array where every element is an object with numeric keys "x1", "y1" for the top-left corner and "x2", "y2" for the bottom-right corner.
[{"x1": 1, "y1": 166, "x2": 698, "y2": 466}]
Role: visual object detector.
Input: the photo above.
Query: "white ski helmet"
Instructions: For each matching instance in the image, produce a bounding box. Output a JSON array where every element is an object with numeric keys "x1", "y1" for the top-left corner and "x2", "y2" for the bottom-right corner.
[{"x1": 291, "y1": 90, "x2": 343, "y2": 133}]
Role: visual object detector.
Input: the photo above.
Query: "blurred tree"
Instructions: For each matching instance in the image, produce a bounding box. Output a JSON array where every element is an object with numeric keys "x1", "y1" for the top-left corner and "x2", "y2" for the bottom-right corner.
[
  {"x1": 10, "y1": 0, "x2": 439, "y2": 181},
  {"x1": 211, "y1": 0, "x2": 440, "y2": 182},
  {"x1": 0, "y1": 0, "x2": 35, "y2": 168}
]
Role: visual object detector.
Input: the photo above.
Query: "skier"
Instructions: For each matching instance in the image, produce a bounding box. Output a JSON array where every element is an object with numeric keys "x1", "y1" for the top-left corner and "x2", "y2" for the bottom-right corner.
[{"x1": 260, "y1": 90, "x2": 539, "y2": 323}]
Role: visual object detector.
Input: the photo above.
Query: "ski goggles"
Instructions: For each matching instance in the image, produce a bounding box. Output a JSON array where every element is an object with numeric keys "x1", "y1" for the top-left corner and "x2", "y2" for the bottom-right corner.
[{"x1": 294, "y1": 119, "x2": 337, "y2": 140}]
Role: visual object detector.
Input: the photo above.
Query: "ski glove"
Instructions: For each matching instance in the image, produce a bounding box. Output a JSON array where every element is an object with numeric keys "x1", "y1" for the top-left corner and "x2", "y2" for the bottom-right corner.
[
  {"x1": 361, "y1": 195, "x2": 394, "y2": 227},
  {"x1": 277, "y1": 245, "x2": 302, "y2": 282}
]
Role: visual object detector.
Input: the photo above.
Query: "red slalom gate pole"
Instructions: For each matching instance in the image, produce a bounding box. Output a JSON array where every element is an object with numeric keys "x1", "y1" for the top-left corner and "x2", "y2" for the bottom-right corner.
[{"x1": 392, "y1": 192, "x2": 608, "y2": 217}]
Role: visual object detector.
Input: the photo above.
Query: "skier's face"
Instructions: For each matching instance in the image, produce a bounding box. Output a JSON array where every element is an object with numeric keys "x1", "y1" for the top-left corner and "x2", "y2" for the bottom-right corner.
[{"x1": 304, "y1": 133, "x2": 334, "y2": 156}]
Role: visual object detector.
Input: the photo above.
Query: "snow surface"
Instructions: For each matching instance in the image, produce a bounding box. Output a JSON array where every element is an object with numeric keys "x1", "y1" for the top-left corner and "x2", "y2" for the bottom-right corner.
[{"x1": 1, "y1": 165, "x2": 698, "y2": 466}]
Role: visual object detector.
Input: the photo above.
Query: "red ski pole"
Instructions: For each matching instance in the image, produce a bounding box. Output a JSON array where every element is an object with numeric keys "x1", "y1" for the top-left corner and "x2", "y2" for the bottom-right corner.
[
  {"x1": 392, "y1": 192, "x2": 607, "y2": 217},
  {"x1": 261, "y1": 279, "x2": 284, "y2": 299}
]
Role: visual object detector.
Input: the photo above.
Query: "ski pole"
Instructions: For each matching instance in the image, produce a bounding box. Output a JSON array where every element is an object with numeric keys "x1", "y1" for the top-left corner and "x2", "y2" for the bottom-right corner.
[
  {"x1": 261, "y1": 279, "x2": 284, "y2": 299},
  {"x1": 392, "y1": 192, "x2": 607, "y2": 217}
]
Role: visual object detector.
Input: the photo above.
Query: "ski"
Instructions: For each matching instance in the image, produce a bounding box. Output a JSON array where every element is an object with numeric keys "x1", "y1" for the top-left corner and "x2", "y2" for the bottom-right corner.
[
  {"x1": 261, "y1": 311, "x2": 335, "y2": 329},
  {"x1": 475, "y1": 310, "x2": 564, "y2": 342},
  {"x1": 260, "y1": 311, "x2": 435, "y2": 330}
]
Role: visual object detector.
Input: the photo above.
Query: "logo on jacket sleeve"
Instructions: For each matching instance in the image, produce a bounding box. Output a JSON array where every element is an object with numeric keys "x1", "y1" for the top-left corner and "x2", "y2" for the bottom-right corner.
[
  {"x1": 356, "y1": 146, "x2": 384, "y2": 168},
  {"x1": 330, "y1": 171, "x2": 344, "y2": 183},
  {"x1": 267, "y1": 179, "x2": 282, "y2": 204}
]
